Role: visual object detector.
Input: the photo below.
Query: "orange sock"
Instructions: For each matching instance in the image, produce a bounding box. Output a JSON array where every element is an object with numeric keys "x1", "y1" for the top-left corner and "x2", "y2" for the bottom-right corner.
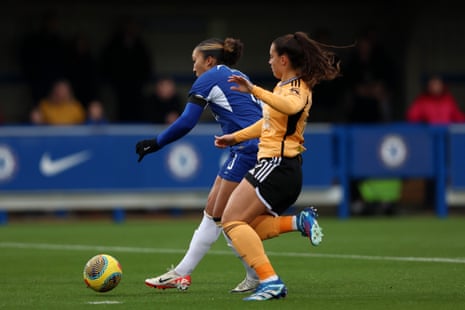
[
  {"x1": 255, "y1": 263, "x2": 277, "y2": 281},
  {"x1": 279, "y1": 216, "x2": 294, "y2": 233},
  {"x1": 223, "y1": 220, "x2": 277, "y2": 281},
  {"x1": 250, "y1": 215, "x2": 295, "y2": 240}
]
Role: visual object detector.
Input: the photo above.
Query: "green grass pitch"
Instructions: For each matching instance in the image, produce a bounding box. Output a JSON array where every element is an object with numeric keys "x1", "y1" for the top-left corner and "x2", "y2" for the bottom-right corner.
[{"x1": 1, "y1": 214, "x2": 464, "y2": 309}]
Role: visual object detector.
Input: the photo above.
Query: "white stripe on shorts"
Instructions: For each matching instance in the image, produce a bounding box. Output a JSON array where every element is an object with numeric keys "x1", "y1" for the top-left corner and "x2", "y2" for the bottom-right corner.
[{"x1": 255, "y1": 157, "x2": 281, "y2": 182}]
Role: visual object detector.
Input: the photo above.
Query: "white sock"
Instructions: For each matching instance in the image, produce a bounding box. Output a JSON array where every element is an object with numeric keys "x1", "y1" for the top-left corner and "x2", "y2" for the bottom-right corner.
[
  {"x1": 292, "y1": 216, "x2": 298, "y2": 230},
  {"x1": 175, "y1": 211, "x2": 222, "y2": 276},
  {"x1": 223, "y1": 230, "x2": 259, "y2": 281}
]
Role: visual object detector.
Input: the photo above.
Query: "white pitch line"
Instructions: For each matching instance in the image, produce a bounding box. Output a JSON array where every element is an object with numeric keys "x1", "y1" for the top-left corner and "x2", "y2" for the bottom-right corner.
[
  {"x1": 1, "y1": 241, "x2": 465, "y2": 264},
  {"x1": 87, "y1": 301, "x2": 122, "y2": 304}
]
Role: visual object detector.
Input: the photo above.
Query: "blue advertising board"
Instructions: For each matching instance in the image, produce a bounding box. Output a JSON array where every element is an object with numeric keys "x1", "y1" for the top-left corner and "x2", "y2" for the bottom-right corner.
[
  {"x1": 348, "y1": 125, "x2": 436, "y2": 178},
  {"x1": 0, "y1": 123, "x2": 461, "y2": 219},
  {"x1": 300, "y1": 125, "x2": 337, "y2": 187},
  {"x1": 0, "y1": 125, "x2": 221, "y2": 191},
  {"x1": 449, "y1": 125, "x2": 465, "y2": 189},
  {"x1": 0, "y1": 124, "x2": 337, "y2": 192}
]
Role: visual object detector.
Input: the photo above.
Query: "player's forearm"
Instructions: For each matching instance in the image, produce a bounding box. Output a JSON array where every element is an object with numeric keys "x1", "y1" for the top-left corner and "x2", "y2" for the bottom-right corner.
[
  {"x1": 157, "y1": 103, "x2": 203, "y2": 147},
  {"x1": 233, "y1": 119, "x2": 263, "y2": 143},
  {"x1": 251, "y1": 86, "x2": 304, "y2": 114}
]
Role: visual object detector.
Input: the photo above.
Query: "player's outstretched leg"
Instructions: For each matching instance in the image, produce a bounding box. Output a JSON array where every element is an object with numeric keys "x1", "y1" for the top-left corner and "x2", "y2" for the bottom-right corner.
[{"x1": 145, "y1": 211, "x2": 221, "y2": 291}]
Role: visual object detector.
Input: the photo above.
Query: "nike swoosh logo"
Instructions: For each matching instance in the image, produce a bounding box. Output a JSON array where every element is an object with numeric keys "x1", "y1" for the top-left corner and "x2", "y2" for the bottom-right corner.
[
  {"x1": 158, "y1": 277, "x2": 173, "y2": 283},
  {"x1": 40, "y1": 150, "x2": 92, "y2": 177}
]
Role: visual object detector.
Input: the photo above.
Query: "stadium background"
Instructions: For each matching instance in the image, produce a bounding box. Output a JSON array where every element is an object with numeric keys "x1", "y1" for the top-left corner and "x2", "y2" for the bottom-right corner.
[
  {"x1": 0, "y1": 0, "x2": 464, "y2": 122},
  {"x1": 0, "y1": 0, "x2": 464, "y2": 221}
]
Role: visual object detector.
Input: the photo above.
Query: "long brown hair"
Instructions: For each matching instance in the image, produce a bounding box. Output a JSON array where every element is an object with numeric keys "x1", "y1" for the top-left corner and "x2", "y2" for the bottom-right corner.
[{"x1": 273, "y1": 31, "x2": 351, "y2": 88}]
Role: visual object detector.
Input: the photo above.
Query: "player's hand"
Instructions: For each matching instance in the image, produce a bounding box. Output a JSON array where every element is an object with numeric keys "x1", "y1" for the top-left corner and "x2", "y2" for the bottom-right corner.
[
  {"x1": 214, "y1": 134, "x2": 236, "y2": 148},
  {"x1": 135, "y1": 138, "x2": 161, "y2": 162},
  {"x1": 228, "y1": 75, "x2": 253, "y2": 93}
]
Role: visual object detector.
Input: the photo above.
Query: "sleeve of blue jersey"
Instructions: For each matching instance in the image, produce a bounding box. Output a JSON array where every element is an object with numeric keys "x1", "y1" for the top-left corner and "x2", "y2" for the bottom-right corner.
[{"x1": 156, "y1": 102, "x2": 204, "y2": 147}]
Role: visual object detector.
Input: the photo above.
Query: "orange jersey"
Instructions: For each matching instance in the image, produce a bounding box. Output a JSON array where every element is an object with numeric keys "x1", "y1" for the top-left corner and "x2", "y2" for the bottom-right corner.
[
  {"x1": 39, "y1": 99, "x2": 86, "y2": 125},
  {"x1": 234, "y1": 77, "x2": 311, "y2": 159}
]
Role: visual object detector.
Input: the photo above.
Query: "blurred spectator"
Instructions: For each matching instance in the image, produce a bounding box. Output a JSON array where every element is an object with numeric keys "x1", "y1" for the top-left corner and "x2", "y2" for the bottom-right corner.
[
  {"x1": 66, "y1": 33, "x2": 101, "y2": 108},
  {"x1": 142, "y1": 77, "x2": 183, "y2": 124},
  {"x1": 101, "y1": 16, "x2": 153, "y2": 123},
  {"x1": 343, "y1": 28, "x2": 395, "y2": 123},
  {"x1": 406, "y1": 75, "x2": 465, "y2": 124},
  {"x1": 86, "y1": 100, "x2": 108, "y2": 125},
  {"x1": 32, "y1": 79, "x2": 86, "y2": 125},
  {"x1": 405, "y1": 74, "x2": 465, "y2": 210},
  {"x1": 19, "y1": 11, "x2": 68, "y2": 104}
]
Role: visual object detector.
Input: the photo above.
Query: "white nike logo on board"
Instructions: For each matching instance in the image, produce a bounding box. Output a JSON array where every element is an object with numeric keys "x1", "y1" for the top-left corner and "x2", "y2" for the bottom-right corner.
[{"x1": 40, "y1": 150, "x2": 92, "y2": 177}]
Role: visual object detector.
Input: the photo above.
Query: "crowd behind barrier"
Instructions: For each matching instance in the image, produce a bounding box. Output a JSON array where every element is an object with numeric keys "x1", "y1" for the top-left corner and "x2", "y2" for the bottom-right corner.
[{"x1": 0, "y1": 123, "x2": 464, "y2": 223}]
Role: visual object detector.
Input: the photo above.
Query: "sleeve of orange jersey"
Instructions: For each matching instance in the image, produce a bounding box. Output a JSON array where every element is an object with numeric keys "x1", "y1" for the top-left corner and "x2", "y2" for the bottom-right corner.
[
  {"x1": 233, "y1": 118, "x2": 263, "y2": 143},
  {"x1": 251, "y1": 85, "x2": 305, "y2": 115}
]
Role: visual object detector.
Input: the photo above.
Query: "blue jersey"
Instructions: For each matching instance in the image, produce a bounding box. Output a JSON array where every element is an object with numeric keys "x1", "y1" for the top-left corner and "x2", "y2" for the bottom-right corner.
[
  {"x1": 156, "y1": 65, "x2": 262, "y2": 157},
  {"x1": 189, "y1": 65, "x2": 262, "y2": 154}
]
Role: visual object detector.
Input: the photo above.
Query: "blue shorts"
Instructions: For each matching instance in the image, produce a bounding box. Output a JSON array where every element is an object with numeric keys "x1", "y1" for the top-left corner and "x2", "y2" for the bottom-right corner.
[{"x1": 218, "y1": 151, "x2": 257, "y2": 183}]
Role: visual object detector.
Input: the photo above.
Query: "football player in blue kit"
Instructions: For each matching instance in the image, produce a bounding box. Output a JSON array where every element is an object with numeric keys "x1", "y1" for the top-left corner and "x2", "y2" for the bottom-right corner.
[{"x1": 137, "y1": 37, "x2": 262, "y2": 292}]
